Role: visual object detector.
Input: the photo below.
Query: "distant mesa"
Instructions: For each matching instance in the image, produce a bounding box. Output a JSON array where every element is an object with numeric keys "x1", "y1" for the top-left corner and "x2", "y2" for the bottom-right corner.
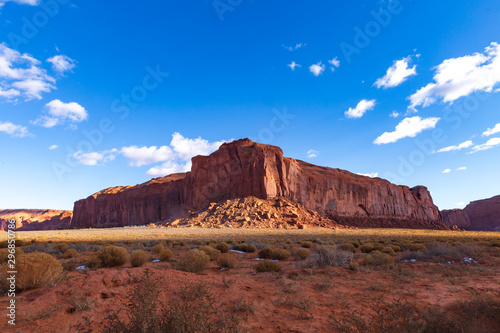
[
  {"x1": 0, "y1": 209, "x2": 71, "y2": 232},
  {"x1": 442, "y1": 195, "x2": 500, "y2": 231},
  {"x1": 3, "y1": 139, "x2": 457, "y2": 232}
]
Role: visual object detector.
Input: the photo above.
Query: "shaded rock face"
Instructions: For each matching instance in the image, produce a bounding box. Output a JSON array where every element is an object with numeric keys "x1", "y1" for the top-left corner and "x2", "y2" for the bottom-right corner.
[
  {"x1": 71, "y1": 139, "x2": 444, "y2": 229},
  {"x1": 0, "y1": 209, "x2": 72, "y2": 231},
  {"x1": 443, "y1": 195, "x2": 500, "y2": 231}
]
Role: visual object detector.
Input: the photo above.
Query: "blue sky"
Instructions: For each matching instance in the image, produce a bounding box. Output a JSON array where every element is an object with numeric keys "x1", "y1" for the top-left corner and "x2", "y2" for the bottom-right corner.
[{"x1": 0, "y1": 0, "x2": 499, "y2": 211}]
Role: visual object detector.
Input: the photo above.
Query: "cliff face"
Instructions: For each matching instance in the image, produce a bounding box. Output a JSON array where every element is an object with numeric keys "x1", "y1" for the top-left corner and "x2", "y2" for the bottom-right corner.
[
  {"x1": 0, "y1": 209, "x2": 72, "y2": 231},
  {"x1": 442, "y1": 195, "x2": 500, "y2": 231},
  {"x1": 71, "y1": 139, "x2": 444, "y2": 229}
]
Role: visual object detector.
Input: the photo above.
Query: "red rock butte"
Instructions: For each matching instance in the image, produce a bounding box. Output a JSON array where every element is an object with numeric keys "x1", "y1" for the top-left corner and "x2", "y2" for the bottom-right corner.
[
  {"x1": 70, "y1": 139, "x2": 445, "y2": 229},
  {"x1": 442, "y1": 195, "x2": 500, "y2": 231}
]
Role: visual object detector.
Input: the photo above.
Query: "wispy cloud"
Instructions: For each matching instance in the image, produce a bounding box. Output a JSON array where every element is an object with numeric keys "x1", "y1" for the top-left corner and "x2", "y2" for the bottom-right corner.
[
  {"x1": 0, "y1": 0, "x2": 40, "y2": 8},
  {"x1": 307, "y1": 149, "x2": 318, "y2": 158},
  {"x1": 374, "y1": 56, "x2": 417, "y2": 89},
  {"x1": 49, "y1": 144, "x2": 58, "y2": 150},
  {"x1": 442, "y1": 168, "x2": 451, "y2": 174},
  {"x1": 345, "y1": 99, "x2": 376, "y2": 119},
  {"x1": 409, "y1": 42, "x2": 500, "y2": 110},
  {"x1": 356, "y1": 172, "x2": 378, "y2": 178},
  {"x1": 287, "y1": 61, "x2": 301, "y2": 71},
  {"x1": 374, "y1": 116, "x2": 440, "y2": 145},
  {"x1": 483, "y1": 123, "x2": 500, "y2": 137},
  {"x1": 469, "y1": 137, "x2": 500, "y2": 153},
  {"x1": 435, "y1": 140, "x2": 473, "y2": 153},
  {"x1": 47, "y1": 55, "x2": 77, "y2": 75},
  {"x1": 457, "y1": 166, "x2": 467, "y2": 171},
  {"x1": 328, "y1": 57, "x2": 340, "y2": 71},
  {"x1": 282, "y1": 43, "x2": 305, "y2": 51},
  {"x1": 33, "y1": 100, "x2": 88, "y2": 128},
  {"x1": 0, "y1": 121, "x2": 31, "y2": 138}
]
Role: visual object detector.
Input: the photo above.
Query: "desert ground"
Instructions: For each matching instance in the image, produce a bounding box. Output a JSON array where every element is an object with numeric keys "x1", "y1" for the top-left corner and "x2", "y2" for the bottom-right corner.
[{"x1": 1, "y1": 227, "x2": 500, "y2": 332}]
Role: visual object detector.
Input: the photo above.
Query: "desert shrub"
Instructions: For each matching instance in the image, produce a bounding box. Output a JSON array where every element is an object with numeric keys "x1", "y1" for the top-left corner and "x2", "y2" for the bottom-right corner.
[
  {"x1": 338, "y1": 243, "x2": 357, "y2": 253},
  {"x1": 23, "y1": 243, "x2": 59, "y2": 255},
  {"x1": 423, "y1": 242, "x2": 458, "y2": 259},
  {"x1": 295, "y1": 248, "x2": 310, "y2": 260},
  {"x1": 200, "y1": 245, "x2": 217, "y2": 256},
  {"x1": 63, "y1": 248, "x2": 78, "y2": 259},
  {"x1": 98, "y1": 272, "x2": 248, "y2": 333},
  {"x1": 258, "y1": 246, "x2": 274, "y2": 259},
  {"x1": 351, "y1": 242, "x2": 360, "y2": 248},
  {"x1": 406, "y1": 243, "x2": 426, "y2": 252},
  {"x1": 54, "y1": 242, "x2": 70, "y2": 252},
  {"x1": 271, "y1": 249, "x2": 290, "y2": 261},
  {"x1": 217, "y1": 253, "x2": 236, "y2": 269},
  {"x1": 313, "y1": 246, "x2": 353, "y2": 267},
  {"x1": 360, "y1": 243, "x2": 375, "y2": 253},
  {"x1": 159, "y1": 248, "x2": 174, "y2": 261},
  {"x1": 0, "y1": 252, "x2": 63, "y2": 291},
  {"x1": 0, "y1": 248, "x2": 23, "y2": 264},
  {"x1": 391, "y1": 245, "x2": 401, "y2": 252},
  {"x1": 178, "y1": 249, "x2": 210, "y2": 273},
  {"x1": 232, "y1": 243, "x2": 256, "y2": 253},
  {"x1": 256, "y1": 260, "x2": 281, "y2": 273},
  {"x1": 456, "y1": 243, "x2": 483, "y2": 260},
  {"x1": 152, "y1": 243, "x2": 165, "y2": 254},
  {"x1": 215, "y1": 242, "x2": 230, "y2": 253},
  {"x1": 301, "y1": 241, "x2": 313, "y2": 248},
  {"x1": 130, "y1": 250, "x2": 150, "y2": 267},
  {"x1": 381, "y1": 247, "x2": 396, "y2": 255},
  {"x1": 362, "y1": 251, "x2": 395, "y2": 268},
  {"x1": 73, "y1": 243, "x2": 102, "y2": 253},
  {"x1": 94, "y1": 245, "x2": 129, "y2": 268},
  {"x1": 348, "y1": 262, "x2": 359, "y2": 272}
]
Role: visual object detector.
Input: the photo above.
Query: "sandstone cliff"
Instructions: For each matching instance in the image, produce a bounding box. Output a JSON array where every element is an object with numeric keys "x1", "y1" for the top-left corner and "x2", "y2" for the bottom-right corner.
[
  {"x1": 0, "y1": 209, "x2": 72, "y2": 231},
  {"x1": 71, "y1": 139, "x2": 444, "y2": 229},
  {"x1": 442, "y1": 195, "x2": 500, "y2": 231}
]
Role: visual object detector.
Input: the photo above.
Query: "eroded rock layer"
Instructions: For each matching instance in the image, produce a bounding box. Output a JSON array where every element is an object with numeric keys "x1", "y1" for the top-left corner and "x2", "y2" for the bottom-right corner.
[
  {"x1": 442, "y1": 195, "x2": 500, "y2": 231},
  {"x1": 0, "y1": 209, "x2": 72, "y2": 231},
  {"x1": 71, "y1": 139, "x2": 445, "y2": 229}
]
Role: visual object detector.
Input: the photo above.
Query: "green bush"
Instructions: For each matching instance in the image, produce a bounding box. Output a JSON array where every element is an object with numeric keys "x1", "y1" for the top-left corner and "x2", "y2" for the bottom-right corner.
[
  {"x1": 94, "y1": 245, "x2": 130, "y2": 268},
  {"x1": 256, "y1": 260, "x2": 281, "y2": 273},
  {"x1": 179, "y1": 249, "x2": 210, "y2": 273},
  {"x1": 295, "y1": 248, "x2": 310, "y2": 260},
  {"x1": 215, "y1": 242, "x2": 230, "y2": 253},
  {"x1": 217, "y1": 253, "x2": 236, "y2": 269},
  {"x1": 159, "y1": 249, "x2": 173, "y2": 261},
  {"x1": 130, "y1": 250, "x2": 150, "y2": 267},
  {"x1": 0, "y1": 252, "x2": 63, "y2": 291}
]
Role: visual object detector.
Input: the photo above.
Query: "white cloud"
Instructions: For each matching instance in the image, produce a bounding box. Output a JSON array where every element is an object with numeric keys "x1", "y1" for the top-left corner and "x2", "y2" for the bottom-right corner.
[
  {"x1": 374, "y1": 56, "x2": 417, "y2": 89},
  {"x1": 33, "y1": 100, "x2": 88, "y2": 128},
  {"x1": 0, "y1": 43, "x2": 55, "y2": 101},
  {"x1": 389, "y1": 111, "x2": 400, "y2": 118},
  {"x1": 73, "y1": 133, "x2": 228, "y2": 178},
  {"x1": 409, "y1": 42, "x2": 500, "y2": 110},
  {"x1": 47, "y1": 55, "x2": 76, "y2": 74},
  {"x1": 457, "y1": 202, "x2": 466, "y2": 208},
  {"x1": 49, "y1": 144, "x2": 58, "y2": 150},
  {"x1": 73, "y1": 149, "x2": 118, "y2": 166},
  {"x1": 282, "y1": 43, "x2": 305, "y2": 51},
  {"x1": 309, "y1": 62, "x2": 325, "y2": 76},
  {"x1": 356, "y1": 172, "x2": 378, "y2": 178},
  {"x1": 436, "y1": 140, "x2": 473, "y2": 153},
  {"x1": 0, "y1": 0, "x2": 40, "y2": 7},
  {"x1": 345, "y1": 99, "x2": 376, "y2": 119},
  {"x1": 469, "y1": 137, "x2": 500, "y2": 153},
  {"x1": 457, "y1": 166, "x2": 467, "y2": 171},
  {"x1": 0, "y1": 121, "x2": 31, "y2": 138},
  {"x1": 442, "y1": 169, "x2": 451, "y2": 174},
  {"x1": 374, "y1": 116, "x2": 440, "y2": 145},
  {"x1": 483, "y1": 123, "x2": 500, "y2": 137},
  {"x1": 287, "y1": 61, "x2": 301, "y2": 71},
  {"x1": 328, "y1": 57, "x2": 340, "y2": 71},
  {"x1": 121, "y1": 145, "x2": 175, "y2": 167},
  {"x1": 307, "y1": 149, "x2": 318, "y2": 158}
]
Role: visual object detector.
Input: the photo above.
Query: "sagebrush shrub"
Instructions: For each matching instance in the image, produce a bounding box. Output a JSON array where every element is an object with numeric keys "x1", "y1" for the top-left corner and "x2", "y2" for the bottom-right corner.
[
  {"x1": 63, "y1": 248, "x2": 78, "y2": 259},
  {"x1": 256, "y1": 260, "x2": 281, "y2": 272},
  {"x1": 313, "y1": 246, "x2": 353, "y2": 267},
  {"x1": 295, "y1": 248, "x2": 310, "y2": 260},
  {"x1": 130, "y1": 250, "x2": 150, "y2": 267},
  {"x1": 258, "y1": 246, "x2": 274, "y2": 259},
  {"x1": 152, "y1": 243, "x2": 165, "y2": 254},
  {"x1": 179, "y1": 249, "x2": 210, "y2": 273},
  {"x1": 0, "y1": 252, "x2": 63, "y2": 291},
  {"x1": 217, "y1": 253, "x2": 236, "y2": 268},
  {"x1": 216, "y1": 242, "x2": 230, "y2": 253},
  {"x1": 362, "y1": 251, "x2": 395, "y2": 267},
  {"x1": 271, "y1": 249, "x2": 290, "y2": 261},
  {"x1": 360, "y1": 243, "x2": 375, "y2": 253},
  {"x1": 338, "y1": 243, "x2": 357, "y2": 253},
  {"x1": 94, "y1": 245, "x2": 129, "y2": 268},
  {"x1": 159, "y1": 248, "x2": 173, "y2": 261},
  {"x1": 301, "y1": 241, "x2": 313, "y2": 248}
]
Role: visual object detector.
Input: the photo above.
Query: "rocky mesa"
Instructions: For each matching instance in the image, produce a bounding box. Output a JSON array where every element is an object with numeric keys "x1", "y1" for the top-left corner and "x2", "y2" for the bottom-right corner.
[
  {"x1": 71, "y1": 139, "x2": 445, "y2": 229},
  {"x1": 0, "y1": 209, "x2": 72, "y2": 231},
  {"x1": 442, "y1": 195, "x2": 500, "y2": 231}
]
